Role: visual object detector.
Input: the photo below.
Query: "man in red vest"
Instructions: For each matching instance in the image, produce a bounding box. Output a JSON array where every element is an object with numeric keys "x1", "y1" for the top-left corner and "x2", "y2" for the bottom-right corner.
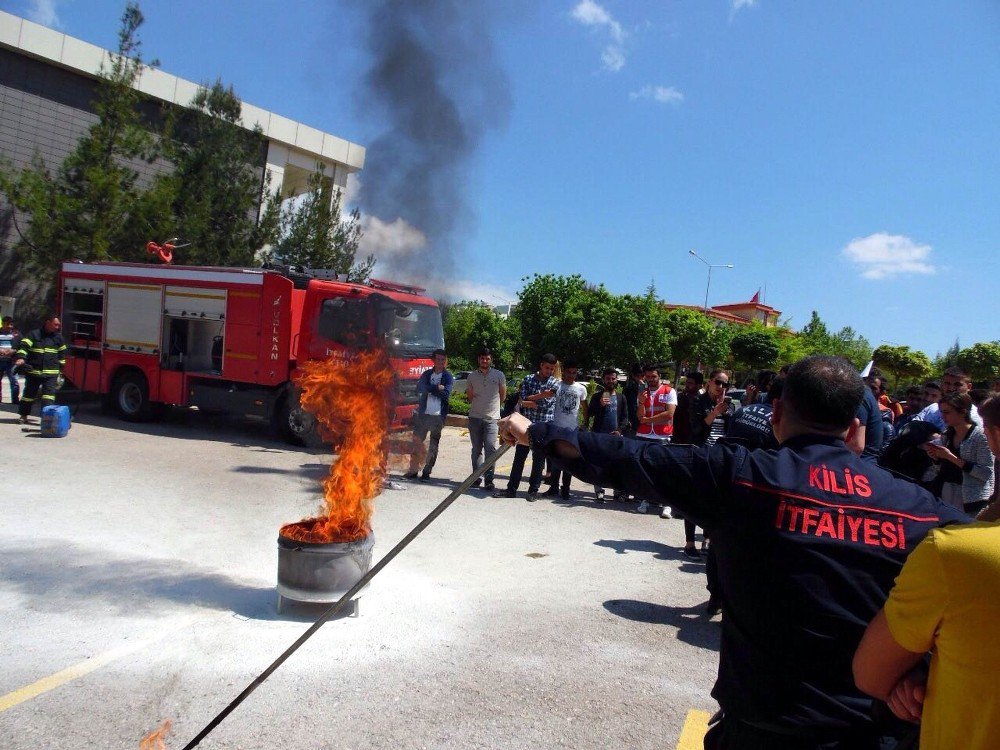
[{"x1": 635, "y1": 363, "x2": 677, "y2": 513}]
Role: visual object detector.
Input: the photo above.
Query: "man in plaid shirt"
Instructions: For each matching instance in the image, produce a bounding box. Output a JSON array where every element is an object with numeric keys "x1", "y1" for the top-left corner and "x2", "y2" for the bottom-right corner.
[{"x1": 494, "y1": 353, "x2": 558, "y2": 501}]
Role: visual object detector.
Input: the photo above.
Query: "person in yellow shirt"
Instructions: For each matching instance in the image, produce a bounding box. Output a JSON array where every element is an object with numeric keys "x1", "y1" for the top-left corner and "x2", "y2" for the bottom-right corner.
[{"x1": 853, "y1": 394, "x2": 1000, "y2": 750}]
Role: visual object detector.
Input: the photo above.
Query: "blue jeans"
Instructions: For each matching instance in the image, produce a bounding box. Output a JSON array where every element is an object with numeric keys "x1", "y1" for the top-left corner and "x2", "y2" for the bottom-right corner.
[
  {"x1": 468, "y1": 416, "x2": 499, "y2": 483},
  {"x1": 1, "y1": 361, "x2": 20, "y2": 402}
]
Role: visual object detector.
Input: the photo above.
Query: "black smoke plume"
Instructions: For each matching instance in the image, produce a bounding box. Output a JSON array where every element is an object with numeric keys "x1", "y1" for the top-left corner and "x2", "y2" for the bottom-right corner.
[{"x1": 353, "y1": 0, "x2": 511, "y2": 281}]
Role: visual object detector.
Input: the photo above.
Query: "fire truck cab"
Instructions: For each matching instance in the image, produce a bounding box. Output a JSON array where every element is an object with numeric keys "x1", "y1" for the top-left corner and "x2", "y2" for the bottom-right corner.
[{"x1": 58, "y1": 261, "x2": 443, "y2": 444}]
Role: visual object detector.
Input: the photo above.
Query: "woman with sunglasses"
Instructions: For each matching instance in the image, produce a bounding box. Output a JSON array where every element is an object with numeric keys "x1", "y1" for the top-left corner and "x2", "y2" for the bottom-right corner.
[{"x1": 925, "y1": 392, "x2": 995, "y2": 515}]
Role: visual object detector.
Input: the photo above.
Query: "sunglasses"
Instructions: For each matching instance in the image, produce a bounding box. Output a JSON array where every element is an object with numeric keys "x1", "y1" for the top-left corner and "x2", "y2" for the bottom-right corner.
[{"x1": 714, "y1": 379, "x2": 729, "y2": 386}]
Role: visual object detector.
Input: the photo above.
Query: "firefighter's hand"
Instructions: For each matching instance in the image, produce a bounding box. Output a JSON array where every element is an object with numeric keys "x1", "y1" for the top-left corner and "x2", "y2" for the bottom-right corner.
[
  {"x1": 14, "y1": 358, "x2": 24, "y2": 366},
  {"x1": 498, "y1": 413, "x2": 532, "y2": 446}
]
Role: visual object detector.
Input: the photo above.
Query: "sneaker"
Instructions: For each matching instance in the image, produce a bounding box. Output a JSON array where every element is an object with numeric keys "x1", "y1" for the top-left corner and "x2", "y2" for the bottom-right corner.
[
  {"x1": 660, "y1": 506, "x2": 673, "y2": 519},
  {"x1": 402, "y1": 471, "x2": 418, "y2": 480},
  {"x1": 594, "y1": 489, "x2": 605, "y2": 502},
  {"x1": 636, "y1": 500, "x2": 649, "y2": 514},
  {"x1": 526, "y1": 492, "x2": 538, "y2": 502},
  {"x1": 542, "y1": 486, "x2": 560, "y2": 497},
  {"x1": 419, "y1": 471, "x2": 431, "y2": 482},
  {"x1": 493, "y1": 488, "x2": 516, "y2": 498},
  {"x1": 471, "y1": 478, "x2": 482, "y2": 488},
  {"x1": 682, "y1": 546, "x2": 701, "y2": 559},
  {"x1": 705, "y1": 598, "x2": 721, "y2": 618},
  {"x1": 613, "y1": 492, "x2": 628, "y2": 502},
  {"x1": 560, "y1": 487, "x2": 570, "y2": 501},
  {"x1": 483, "y1": 482, "x2": 496, "y2": 492}
]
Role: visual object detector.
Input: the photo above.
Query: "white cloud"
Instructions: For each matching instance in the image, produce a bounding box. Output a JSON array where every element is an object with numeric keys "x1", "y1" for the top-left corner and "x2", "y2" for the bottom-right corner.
[
  {"x1": 601, "y1": 46, "x2": 626, "y2": 72},
  {"x1": 629, "y1": 85, "x2": 684, "y2": 105},
  {"x1": 571, "y1": 0, "x2": 628, "y2": 72},
  {"x1": 731, "y1": 0, "x2": 757, "y2": 14},
  {"x1": 25, "y1": 0, "x2": 60, "y2": 27},
  {"x1": 841, "y1": 232, "x2": 937, "y2": 280},
  {"x1": 571, "y1": 0, "x2": 624, "y2": 43}
]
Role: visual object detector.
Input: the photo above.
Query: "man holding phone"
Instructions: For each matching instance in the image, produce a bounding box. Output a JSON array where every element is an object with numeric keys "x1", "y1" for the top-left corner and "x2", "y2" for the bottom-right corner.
[{"x1": 494, "y1": 353, "x2": 558, "y2": 501}]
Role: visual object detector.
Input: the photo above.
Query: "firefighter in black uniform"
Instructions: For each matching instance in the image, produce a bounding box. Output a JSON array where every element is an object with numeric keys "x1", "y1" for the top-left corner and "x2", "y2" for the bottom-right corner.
[
  {"x1": 499, "y1": 356, "x2": 968, "y2": 750},
  {"x1": 14, "y1": 313, "x2": 66, "y2": 425}
]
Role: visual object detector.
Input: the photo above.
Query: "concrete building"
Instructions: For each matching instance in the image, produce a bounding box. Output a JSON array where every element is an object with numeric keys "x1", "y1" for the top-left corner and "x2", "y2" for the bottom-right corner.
[{"x1": 0, "y1": 9, "x2": 364, "y2": 210}]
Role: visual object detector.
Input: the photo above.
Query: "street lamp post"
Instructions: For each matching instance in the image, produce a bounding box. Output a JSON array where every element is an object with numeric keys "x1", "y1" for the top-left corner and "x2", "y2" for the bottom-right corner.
[{"x1": 688, "y1": 249, "x2": 734, "y2": 311}]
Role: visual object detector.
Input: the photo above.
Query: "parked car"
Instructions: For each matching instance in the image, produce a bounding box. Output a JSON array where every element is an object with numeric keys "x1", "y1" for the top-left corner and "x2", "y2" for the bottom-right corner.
[{"x1": 726, "y1": 388, "x2": 748, "y2": 407}]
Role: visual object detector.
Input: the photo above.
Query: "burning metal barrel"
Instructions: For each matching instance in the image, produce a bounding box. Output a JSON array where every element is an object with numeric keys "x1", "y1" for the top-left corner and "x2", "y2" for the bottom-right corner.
[{"x1": 276, "y1": 532, "x2": 374, "y2": 615}]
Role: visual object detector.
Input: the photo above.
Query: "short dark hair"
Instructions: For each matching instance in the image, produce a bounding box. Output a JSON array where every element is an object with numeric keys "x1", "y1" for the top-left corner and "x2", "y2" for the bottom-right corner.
[
  {"x1": 782, "y1": 356, "x2": 864, "y2": 431},
  {"x1": 1, "y1": 316, "x2": 12, "y2": 324},
  {"x1": 630, "y1": 362, "x2": 644, "y2": 376},
  {"x1": 602, "y1": 367, "x2": 617, "y2": 377},
  {"x1": 980, "y1": 395, "x2": 1000, "y2": 429},
  {"x1": 943, "y1": 367, "x2": 971, "y2": 383},
  {"x1": 905, "y1": 386, "x2": 922, "y2": 398},
  {"x1": 767, "y1": 376, "x2": 785, "y2": 403},
  {"x1": 477, "y1": 346, "x2": 492, "y2": 357},
  {"x1": 540, "y1": 353, "x2": 557, "y2": 366},
  {"x1": 563, "y1": 359, "x2": 579, "y2": 370},
  {"x1": 940, "y1": 393, "x2": 973, "y2": 421},
  {"x1": 643, "y1": 363, "x2": 661, "y2": 374},
  {"x1": 709, "y1": 368, "x2": 727, "y2": 380},
  {"x1": 923, "y1": 381, "x2": 941, "y2": 391},
  {"x1": 686, "y1": 371, "x2": 704, "y2": 385},
  {"x1": 756, "y1": 370, "x2": 778, "y2": 389},
  {"x1": 432, "y1": 348, "x2": 447, "y2": 358},
  {"x1": 44, "y1": 312, "x2": 59, "y2": 322}
]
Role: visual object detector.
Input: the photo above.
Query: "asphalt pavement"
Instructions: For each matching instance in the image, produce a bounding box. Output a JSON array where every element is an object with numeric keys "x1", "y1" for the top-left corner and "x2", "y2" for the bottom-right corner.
[{"x1": 0, "y1": 398, "x2": 719, "y2": 750}]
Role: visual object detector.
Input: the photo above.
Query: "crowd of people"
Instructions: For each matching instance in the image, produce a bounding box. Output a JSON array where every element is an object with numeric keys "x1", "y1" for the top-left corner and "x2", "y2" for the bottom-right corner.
[{"x1": 404, "y1": 348, "x2": 1000, "y2": 750}]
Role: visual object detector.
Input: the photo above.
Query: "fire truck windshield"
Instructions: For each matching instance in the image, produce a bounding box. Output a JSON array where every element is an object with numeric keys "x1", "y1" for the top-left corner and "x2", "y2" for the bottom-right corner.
[{"x1": 375, "y1": 299, "x2": 444, "y2": 356}]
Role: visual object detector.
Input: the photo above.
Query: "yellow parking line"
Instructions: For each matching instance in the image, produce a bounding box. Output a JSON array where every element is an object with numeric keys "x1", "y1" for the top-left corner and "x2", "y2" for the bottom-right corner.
[
  {"x1": 675, "y1": 709, "x2": 711, "y2": 749},
  {"x1": 0, "y1": 617, "x2": 197, "y2": 713}
]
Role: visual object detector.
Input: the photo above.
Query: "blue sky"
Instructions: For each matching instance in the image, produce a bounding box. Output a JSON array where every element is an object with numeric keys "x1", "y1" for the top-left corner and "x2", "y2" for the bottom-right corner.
[{"x1": 6, "y1": 0, "x2": 999, "y2": 357}]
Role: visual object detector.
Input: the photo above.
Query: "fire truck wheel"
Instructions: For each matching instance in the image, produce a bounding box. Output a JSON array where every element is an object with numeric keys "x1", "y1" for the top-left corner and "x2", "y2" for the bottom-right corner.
[
  {"x1": 274, "y1": 393, "x2": 324, "y2": 448},
  {"x1": 112, "y1": 371, "x2": 157, "y2": 422}
]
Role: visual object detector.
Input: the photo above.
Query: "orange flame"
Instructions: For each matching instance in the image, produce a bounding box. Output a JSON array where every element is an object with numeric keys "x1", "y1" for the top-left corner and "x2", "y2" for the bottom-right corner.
[
  {"x1": 280, "y1": 349, "x2": 396, "y2": 543},
  {"x1": 139, "y1": 720, "x2": 171, "y2": 749}
]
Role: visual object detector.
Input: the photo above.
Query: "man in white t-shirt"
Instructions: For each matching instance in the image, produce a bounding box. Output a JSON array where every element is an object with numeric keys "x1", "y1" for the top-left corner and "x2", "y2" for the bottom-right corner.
[
  {"x1": 466, "y1": 346, "x2": 507, "y2": 491},
  {"x1": 544, "y1": 360, "x2": 588, "y2": 500}
]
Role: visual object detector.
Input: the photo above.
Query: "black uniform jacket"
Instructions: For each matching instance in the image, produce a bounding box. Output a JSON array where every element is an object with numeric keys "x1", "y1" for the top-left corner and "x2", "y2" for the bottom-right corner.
[{"x1": 528, "y1": 424, "x2": 969, "y2": 738}]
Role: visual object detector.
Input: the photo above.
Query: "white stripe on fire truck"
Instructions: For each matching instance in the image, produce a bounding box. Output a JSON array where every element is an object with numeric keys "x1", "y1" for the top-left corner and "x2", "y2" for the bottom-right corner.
[{"x1": 64, "y1": 263, "x2": 266, "y2": 285}]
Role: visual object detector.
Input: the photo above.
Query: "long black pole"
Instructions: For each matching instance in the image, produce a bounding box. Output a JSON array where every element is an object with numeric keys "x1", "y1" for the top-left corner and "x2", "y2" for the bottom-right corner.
[{"x1": 181, "y1": 442, "x2": 512, "y2": 749}]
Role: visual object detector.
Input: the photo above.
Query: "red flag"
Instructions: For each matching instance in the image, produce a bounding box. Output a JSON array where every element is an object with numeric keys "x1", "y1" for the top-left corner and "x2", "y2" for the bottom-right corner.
[{"x1": 750, "y1": 289, "x2": 760, "y2": 304}]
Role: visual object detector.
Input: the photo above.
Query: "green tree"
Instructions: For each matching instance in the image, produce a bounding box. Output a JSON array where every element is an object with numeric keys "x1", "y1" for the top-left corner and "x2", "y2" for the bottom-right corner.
[
  {"x1": 955, "y1": 341, "x2": 1000, "y2": 382},
  {"x1": 933, "y1": 339, "x2": 962, "y2": 375},
  {"x1": 271, "y1": 165, "x2": 371, "y2": 279},
  {"x1": 443, "y1": 302, "x2": 519, "y2": 371},
  {"x1": 663, "y1": 308, "x2": 716, "y2": 378},
  {"x1": 158, "y1": 80, "x2": 279, "y2": 266},
  {"x1": 1, "y1": 2, "x2": 157, "y2": 284},
  {"x1": 730, "y1": 325, "x2": 781, "y2": 373},
  {"x1": 872, "y1": 344, "x2": 933, "y2": 388}
]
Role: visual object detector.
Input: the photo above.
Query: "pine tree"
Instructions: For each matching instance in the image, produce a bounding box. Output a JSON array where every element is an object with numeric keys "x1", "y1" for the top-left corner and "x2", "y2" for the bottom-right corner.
[{"x1": 271, "y1": 165, "x2": 372, "y2": 280}]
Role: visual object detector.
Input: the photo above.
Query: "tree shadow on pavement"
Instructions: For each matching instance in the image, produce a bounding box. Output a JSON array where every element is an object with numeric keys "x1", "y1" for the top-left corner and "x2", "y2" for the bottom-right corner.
[
  {"x1": 0, "y1": 538, "x2": 289, "y2": 622},
  {"x1": 603, "y1": 599, "x2": 721, "y2": 652}
]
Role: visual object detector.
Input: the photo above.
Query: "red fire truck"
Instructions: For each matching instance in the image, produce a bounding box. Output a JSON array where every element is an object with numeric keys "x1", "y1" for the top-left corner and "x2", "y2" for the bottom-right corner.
[{"x1": 58, "y1": 261, "x2": 444, "y2": 444}]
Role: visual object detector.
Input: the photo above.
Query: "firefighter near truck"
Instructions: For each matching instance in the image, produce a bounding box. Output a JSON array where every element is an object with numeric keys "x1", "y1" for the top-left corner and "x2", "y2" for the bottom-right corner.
[{"x1": 57, "y1": 260, "x2": 445, "y2": 445}]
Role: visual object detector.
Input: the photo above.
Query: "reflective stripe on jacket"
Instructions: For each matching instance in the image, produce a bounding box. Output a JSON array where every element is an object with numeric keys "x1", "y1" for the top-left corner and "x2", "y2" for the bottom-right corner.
[{"x1": 16, "y1": 328, "x2": 66, "y2": 376}]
